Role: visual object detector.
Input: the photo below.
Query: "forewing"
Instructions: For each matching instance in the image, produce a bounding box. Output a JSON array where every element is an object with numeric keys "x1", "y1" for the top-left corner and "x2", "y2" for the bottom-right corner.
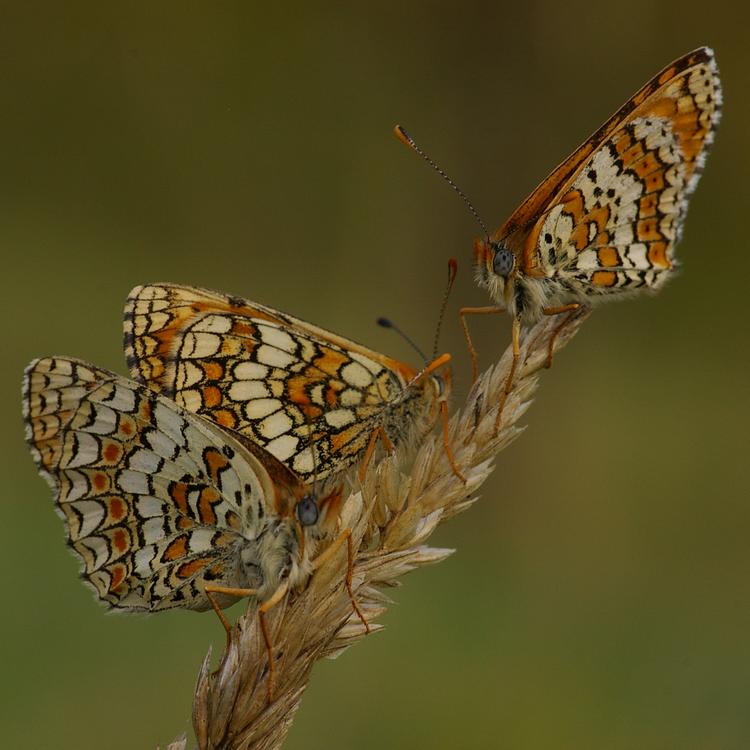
[
  {"x1": 23, "y1": 357, "x2": 274, "y2": 612},
  {"x1": 124, "y1": 283, "x2": 418, "y2": 480},
  {"x1": 503, "y1": 48, "x2": 720, "y2": 294}
]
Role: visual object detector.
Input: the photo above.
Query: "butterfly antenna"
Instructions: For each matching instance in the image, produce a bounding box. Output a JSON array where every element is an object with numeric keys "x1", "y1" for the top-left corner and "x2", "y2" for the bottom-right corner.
[
  {"x1": 432, "y1": 258, "x2": 458, "y2": 360},
  {"x1": 394, "y1": 125, "x2": 490, "y2": 239},
  {"x1": 377, "y1": 317, "x2": 428, "y2": 365}
]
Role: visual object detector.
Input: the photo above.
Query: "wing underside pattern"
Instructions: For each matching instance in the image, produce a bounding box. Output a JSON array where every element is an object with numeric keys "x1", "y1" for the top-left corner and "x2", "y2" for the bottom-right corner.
[
  {"x1": 124, "y1": 284, "x2": 430, "y2": 480},
  {"x1": 507, "y1": 48, "x2": 720, "y2": 303},
  {"x1": 24, "y1": 357, "x2": 271, "y2": 612}
]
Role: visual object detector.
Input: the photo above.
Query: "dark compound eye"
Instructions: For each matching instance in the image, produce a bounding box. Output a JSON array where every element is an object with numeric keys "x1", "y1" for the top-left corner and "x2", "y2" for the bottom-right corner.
[
  {"x1": 296, "y1": 496, "x2": 319, "y2": 526},
  {"x1": 492, "y1": 245, "x2": 515, "y2": 277}
]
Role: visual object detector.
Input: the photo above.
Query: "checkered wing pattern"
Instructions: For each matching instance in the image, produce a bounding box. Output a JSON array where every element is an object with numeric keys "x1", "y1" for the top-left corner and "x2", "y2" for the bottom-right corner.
[
  {"x1": 522, "y1": 47, "x2": 721, "y2": 294},
  {"x1": 475, "y1": 47, "x2": 721, "y2": 321},
  {"x1": 23, "y1": 357, "x2": 280, "y2": 612},
  {"x1": 124, "y1": 284, "x2": 431, "y2": 481}
]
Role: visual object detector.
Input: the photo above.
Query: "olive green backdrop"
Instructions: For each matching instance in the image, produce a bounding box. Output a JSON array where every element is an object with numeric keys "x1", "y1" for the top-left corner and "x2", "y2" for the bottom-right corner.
[{"x1": 2, "y1": 3, "x2": 748, "y2": 749}]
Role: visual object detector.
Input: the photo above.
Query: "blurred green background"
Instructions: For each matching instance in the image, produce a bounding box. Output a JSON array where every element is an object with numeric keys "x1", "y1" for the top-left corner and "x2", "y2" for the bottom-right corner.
[{"x1": 2, "y1": 3, "x2": 748, "y2": 748}]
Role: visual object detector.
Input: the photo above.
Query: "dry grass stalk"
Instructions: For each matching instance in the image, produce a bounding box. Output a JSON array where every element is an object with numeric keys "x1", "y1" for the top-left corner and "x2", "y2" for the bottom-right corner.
[{"x1": 180, "y1": 309, "x2": 589, "y2": 750}]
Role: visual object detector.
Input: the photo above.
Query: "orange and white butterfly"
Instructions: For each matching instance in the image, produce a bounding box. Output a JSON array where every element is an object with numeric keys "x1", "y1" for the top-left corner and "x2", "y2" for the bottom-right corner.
[
  {"x1": 23, "y1": 357, "x2": 361, "y2": 697},
  {"x1": 397, "y1": 47, "x2": 721, "y2": 391},
  {"x1": 123, "y1": 283, "x2": 462, "y2": 482}
]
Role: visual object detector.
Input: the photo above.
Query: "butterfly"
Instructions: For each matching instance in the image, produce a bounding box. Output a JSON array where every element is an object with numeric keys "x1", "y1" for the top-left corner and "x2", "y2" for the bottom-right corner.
[
  {"x1": 123, "y1": 283, "x2": 463, "y2": 482},
  {"x1": 23, "y1": 356, "x2": 364, "y2": 699},
  {"x1": 396, "y1": 47, "x2": 721, "y2": 420}
]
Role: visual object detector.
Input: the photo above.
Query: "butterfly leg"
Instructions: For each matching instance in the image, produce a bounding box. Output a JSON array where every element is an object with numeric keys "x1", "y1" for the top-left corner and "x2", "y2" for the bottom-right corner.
[
  {"x1": 542, "y1": 303, "x2": 583, "y2": 368},
  {"x1": 410, "y1": 352, "x2": 464, "y2": 483},
  {"x1": 204, "y1": 584, "x2": 259, "y2": 650},
  {"x1": 358, "y1": 425, "x2": 395, "y2": 483},
  {"x1": 256, "y1": 579, "x2": 291, "y2": 703},
  {"x1": 440, "y1": 398, "x2": 466, "y2": 483},
  {"x1": 204, "y1": 581, "x2": 290, "y2": 704},
  {"x1": 494, "y1": 316, "x2": 521, "y2": 433},
  {"x1": 458, "y1": 305, "x2": 506, "y2": 383},
  {"x1": 311, "y1": 528, "x2": 370, "y2": 634}
]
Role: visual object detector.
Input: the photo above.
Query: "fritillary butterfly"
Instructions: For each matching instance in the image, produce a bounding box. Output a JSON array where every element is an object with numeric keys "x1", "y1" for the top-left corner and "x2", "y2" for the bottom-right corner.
[
  {"x1": 123, "y1": 283, "x2": 462, "y2": 482},
  {"x1": 24, "y1": 357, "x2": 361, "y2": 697},
  {"x1": 397, "y1": 47, "x2": 721, "y2": 415}
]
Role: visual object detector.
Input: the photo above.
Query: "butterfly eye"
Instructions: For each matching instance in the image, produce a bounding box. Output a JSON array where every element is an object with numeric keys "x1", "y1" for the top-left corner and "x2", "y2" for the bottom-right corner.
[
  {"x1": 492, "y1": 245, "x2": 515, "y2": 278},
  {"x1": 296, "y1": 495, "x2": 319, "y2": 527},
  {"x1": 431, "y1": 375, "x2": 445, "y2": 398}
]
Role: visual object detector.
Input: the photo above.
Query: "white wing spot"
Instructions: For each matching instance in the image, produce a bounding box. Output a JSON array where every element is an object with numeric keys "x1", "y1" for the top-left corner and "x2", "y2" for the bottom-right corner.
[
  {"x1": 146, "y1": 428, "x2": 179, "y2": 460},
  {"x1": 258, "y1": 324, "x2": 297, "y2": 353},
  {"x1": 265, "y1": 434, "x2": 298, "y2": 462},
  {"x1": 576, "y1": 249, "x2": 598, "y2": 270},
  {"x1": 178, "y1": 389, "x2": 203, "y2": 414},
  {"x1": 78, "y1": 536, "x2": 110, "y2": 571},
  {"x1": 341, "y1": 361, "x2": 373, "y2": 388},
  {"x1": 107, "y1": 384, "x2": 137, "y2": 413},
  {"x1": 134, "y1": 546, "x2": 157, "y2": 576},
  {"x1": 258, "y1": 411, "x2": 293, "y2": 440},
  {"x1": 234, "y1": 362, "x2": 269, "y2": 380},
  {"x1": 65, "y1": 432, "x2": 100, "y2": 468},
  {"x1": 194, "y1": 314, "x2": 233, "y2": 334},
  {"x1": 118, "y1": 469, "x2": 150, "y2": 495},
  {"x1": 188, "y1": 528, "x2": 215, "y2": 552},
  {"x1": 292, "y1": 448, "x2": 315, "y2": 476},
  {"x1": 350, "y1": 351, "x2": 387, "y2": 376},
  {"x1": 142, "y1": 517, "x2": 167, "y2": 545},
  {"x1": 74, "y1": 500, "x2": 106, "y2": 537},
  {"x1": 147, "y1": 311, "x2": 170, "y2": 333},
  {"x1": 340, "y1": 388, "x2": 363, "y2": 406},
  {"x1": 177, "y1": 362, "x2": 204, "y2": 389},
  {"x1": 245, "y1": 398, "x2": 281, "y2": 419},
  {"x1": 81, "y1": 403, "x2": 118, "y2": 435},
  {"x1": 310, "y1": 383, "x2": 325, "y2": 405},
  {"x1": 229, "y1": 380, "x2": 270, "y2": 401},
  {"x1": 614, "y1": 224, "x2": 635, "y2": 246},
  {"x1": 182, "y1": 332, "x2": 222, "y2": 359},
  {"x1": 324, "y1": 409, "x2": 356, "y2": 428},
  {"x1": 136, "y1": 495, "x2": 165, "y2": 518},
  {"x1": 61, "y1": 469, "x2": 88, "y2": 503},
  {"x1": 128, "y1": 448, "x2": 163, "y2": 474},
  {"x1": 154, "y1": 402, "x2": 189, "y2": 446},
  {"x1": 256, "y1": 345, "x2": 295, "y2": 369}
]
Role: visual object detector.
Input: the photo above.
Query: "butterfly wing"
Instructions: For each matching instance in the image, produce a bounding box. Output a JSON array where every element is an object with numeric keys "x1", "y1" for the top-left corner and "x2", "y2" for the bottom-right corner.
[
  {"x1": 498, "y1": 47, "x2": 720, "y2": 298},
  {"x1": 23, "y1": 357, "x2": 281, "y2": 612},
  {"x1": 123, "y1": 283, "x2": 424, "y2": 480}
]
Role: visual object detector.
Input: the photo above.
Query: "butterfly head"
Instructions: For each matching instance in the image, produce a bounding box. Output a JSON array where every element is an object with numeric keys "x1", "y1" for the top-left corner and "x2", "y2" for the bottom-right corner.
[
  {"x1": 293, "y1": 484, "x2": 343, "y2": 537},
  {"x1": 473, "y1": 237, "x2": 517, "y2": 305},
  {"x1": 403, "y1": 352, "x2": 452, "y2": 404},
  {"x1": 255, "y1": 483, "x2": 336, "y2": 593},
  {"x1": 287, "y1": 484, "x2": 344, "y2": 579},
  {"x1": 427, "y1": 354, "x2": 453, "y2": 403}
]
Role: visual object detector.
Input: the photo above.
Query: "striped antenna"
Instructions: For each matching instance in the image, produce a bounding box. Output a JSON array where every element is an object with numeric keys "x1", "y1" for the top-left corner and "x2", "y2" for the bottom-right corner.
[
  {"x1": 432, "y1": 258, "x2": 458, "y2": 360},
  {"x1": 394, "y1": 125, "x2": 490, "y2": 238}
]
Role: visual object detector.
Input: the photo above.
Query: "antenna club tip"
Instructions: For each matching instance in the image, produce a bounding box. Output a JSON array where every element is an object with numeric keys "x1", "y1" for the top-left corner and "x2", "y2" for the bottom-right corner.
[
  {"x1": 376, "y1": 317, "x2": 393, "y2": 328},
  {"x1": 448, "y1": 258, "x2": 459, "y2": 282},
  {"x1": 435, "y1": 352, "x2": 452, "y2": 367},
  {"x1": 393, "y1": 124, "x2": 413, "y2": 148}
]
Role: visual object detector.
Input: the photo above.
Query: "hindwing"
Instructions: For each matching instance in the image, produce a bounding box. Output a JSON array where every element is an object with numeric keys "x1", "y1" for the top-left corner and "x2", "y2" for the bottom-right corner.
[
  {"x1": 124, "y1": 284, "x2": 436, "y2": 480},
  {"x1": 502, "y1": 47, "x2": 721, "y2": 297},
  {"x1": 24, "y1": 357, "x2": 289, "y2": 612}
]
